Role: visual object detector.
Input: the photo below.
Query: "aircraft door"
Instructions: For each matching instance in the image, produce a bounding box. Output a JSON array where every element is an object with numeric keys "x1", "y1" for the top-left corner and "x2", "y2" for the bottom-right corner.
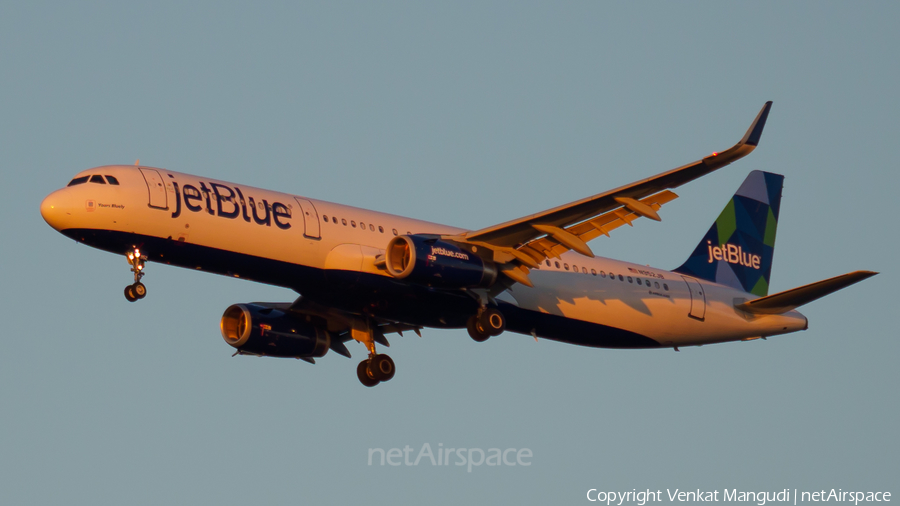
[
  {"x1": 293, "y1": 197, "x2": 321, "y2": 239},
  {"x1": 139, "y1": 168, "x2": 168, "y2": 210},
  {"x1": 681, "y1": 276, "x2": 706, "y2": 321}
]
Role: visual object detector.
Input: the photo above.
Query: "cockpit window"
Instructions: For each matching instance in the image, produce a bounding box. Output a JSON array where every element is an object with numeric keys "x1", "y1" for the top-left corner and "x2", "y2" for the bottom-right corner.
[
  {"x1": 67, "y1": 176, "x2": 89, "y2": 186},
  {"x1": 105, "y1": 175, "x2": 120, "y2": 185},
  {"x1": 89, "y1": 175, "x2": 107, "y2": 184}
]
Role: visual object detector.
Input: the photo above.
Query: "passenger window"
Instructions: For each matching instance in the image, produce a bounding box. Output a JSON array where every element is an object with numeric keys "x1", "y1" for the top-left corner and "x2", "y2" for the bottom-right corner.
[
  {"x1": 545, "y1": 260, "x2": 551, "y2": 267},
  {"x1": 351, "y1": 221, "x2": 357, "y2": 228},
  {"x1": 655, "y1": 282, "x2": 660, "y2": 289},
  {"x1": 555, "y1": 261, "x2": 560, "y2": 268},
  {"x1": 564, "y1": 264, "x2": 569, "y2": 271},
  {"x1": 67, "y1": 176, "x2": 89, "y2": 186},
  {"x1": 573, "y1": 265, "x2": 577, "y2": 271},
  {"x1": 342, "y1": 219, "x2": 347, "y2": 226},
  {"x1": 591, "y1": 269, "x2": 597, "y2": 276},
  {"x1": 333, "y1": 217, "x2": 338, "y2": 224},
  {"x1": 105, "y1": 175, "x2": 120, "y2": 185},
  {"x1": 618, "y1": 275, "x2": 624, "y2": 281},
  {"x1": 369, "y1": 224, "x2": 375, "y2": 231},
  {"x1": 89, "y1": 175, "x2": 107, "y2": 184},
  {"x1": 663, "y1": 284, "x2": 669, "y2": 291},
  {"x1": 379, "y1": 226, "x2": 384, "y2": 233},
  {"x1": 323, "y1": 215, "x2": 328, "y2": 222},
  {"x1": 392, "y1": 228, "x2": 398, "y2": 236},
  {"x1": 627, "y1": 276, "x2": 633, "y2": 283},
  {"x1": 360, "y1": 222, "x2": 365, "y2": 229},
  {"x1": 583, "y1": 267, "x2": 587, "y2": 274},
  {"x1": 601, "y1": 271, "x2": 606, "y2": 278},
  {"x1": 636, "y1": 278, "x2": 641, "y2": 285}
]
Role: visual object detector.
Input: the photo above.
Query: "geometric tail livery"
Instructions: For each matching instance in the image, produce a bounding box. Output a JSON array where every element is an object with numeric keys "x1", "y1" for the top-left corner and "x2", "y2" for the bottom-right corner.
[{"x1": 674, "y1": 170, "x2": 784, "y2": 296}]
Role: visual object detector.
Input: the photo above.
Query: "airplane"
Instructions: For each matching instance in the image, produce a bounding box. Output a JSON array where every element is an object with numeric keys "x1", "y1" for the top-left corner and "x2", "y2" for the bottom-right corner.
[{"x1": 40, "y1": 101, "x2": 876, "y2": 386}]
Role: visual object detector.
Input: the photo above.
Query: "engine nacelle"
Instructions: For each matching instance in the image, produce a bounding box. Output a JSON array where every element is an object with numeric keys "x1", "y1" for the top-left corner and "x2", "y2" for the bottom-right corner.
[
  {"x1": 220, "y1": 304, "x2": 331, "y2": 358},
  {"x1": 384, "y1": 235, "x2": 497, "y2": 289}
]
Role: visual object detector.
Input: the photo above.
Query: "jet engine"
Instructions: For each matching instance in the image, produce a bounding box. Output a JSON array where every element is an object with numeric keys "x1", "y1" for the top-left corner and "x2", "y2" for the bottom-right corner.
[
  {"x1": 220, "y1": 304, "x2": 331, "y2": 358},
  {"x1": 384, "y1": 234, "x2": 497, "y2": 289}
]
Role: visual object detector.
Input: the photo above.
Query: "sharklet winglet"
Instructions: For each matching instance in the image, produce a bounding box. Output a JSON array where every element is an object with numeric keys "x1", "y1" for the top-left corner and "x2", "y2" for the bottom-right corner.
[{"x1": 740, "y1": 101, "x2": 773, "y2": 147}]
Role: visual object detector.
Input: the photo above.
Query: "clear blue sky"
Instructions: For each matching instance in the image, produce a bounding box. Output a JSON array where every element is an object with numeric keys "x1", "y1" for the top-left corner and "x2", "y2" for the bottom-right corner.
[{"x1": 1, "y1": 2, "x2": 896, "y2": 505}]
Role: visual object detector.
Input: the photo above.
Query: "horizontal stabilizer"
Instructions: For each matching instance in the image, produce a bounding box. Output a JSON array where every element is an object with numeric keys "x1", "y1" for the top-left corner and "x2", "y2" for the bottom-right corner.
[{"x1": 736, "y1": 271, "x2": 877, "y2": 315}]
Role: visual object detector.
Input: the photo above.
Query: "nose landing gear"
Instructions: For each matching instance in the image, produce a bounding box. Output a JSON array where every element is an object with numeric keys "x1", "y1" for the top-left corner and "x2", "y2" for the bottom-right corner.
[{"x1": 124, "y1": 247, "x2": 148, "y2": 302}]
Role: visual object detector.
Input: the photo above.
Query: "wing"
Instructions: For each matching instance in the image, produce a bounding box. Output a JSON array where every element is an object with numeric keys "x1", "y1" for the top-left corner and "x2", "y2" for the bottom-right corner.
[
  {"x1": 445, "y1": 101, "x2": 773, "y2": 287},
  {"x1": 250, "y1": 298, "x2": 423, "y2": 360}
]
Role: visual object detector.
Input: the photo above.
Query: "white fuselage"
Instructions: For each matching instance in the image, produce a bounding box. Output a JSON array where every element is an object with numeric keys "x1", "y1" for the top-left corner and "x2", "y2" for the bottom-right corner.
[{"x1": 41, "y1": 165, "x2": 808, "y2": 348}]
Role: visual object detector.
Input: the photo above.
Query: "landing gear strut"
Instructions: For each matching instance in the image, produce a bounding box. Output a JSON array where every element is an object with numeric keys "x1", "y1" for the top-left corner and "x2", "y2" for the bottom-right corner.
[
  {"x1": 467, "y1": 307, "x2": 506, "y2": 342},
  {"x1": 124, "y1": 247, "x2": 148, "y2": 302},
  {"x1": 351, "y1": 319, "x2": 396, "y2": 387}
]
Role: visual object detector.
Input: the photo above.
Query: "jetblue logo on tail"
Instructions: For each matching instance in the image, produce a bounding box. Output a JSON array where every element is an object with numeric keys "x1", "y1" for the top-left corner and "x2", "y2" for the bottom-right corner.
[{"x1": 707, "y1": 241, "x2": 760, "y2": 269}]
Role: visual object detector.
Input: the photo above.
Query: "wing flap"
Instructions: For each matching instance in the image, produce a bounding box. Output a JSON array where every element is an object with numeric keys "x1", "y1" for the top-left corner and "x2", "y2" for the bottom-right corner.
[{"x1": 524, "y1": 190, "x2": 678, "y2": 260}]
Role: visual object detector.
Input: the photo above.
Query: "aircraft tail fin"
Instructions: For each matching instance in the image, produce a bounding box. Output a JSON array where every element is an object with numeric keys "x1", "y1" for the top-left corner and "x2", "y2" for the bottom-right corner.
[
  {"x1": 736, "y1": 271, "x2": 878, "y2": 314},
  {"x1": 674, "y1": 170, "x2": 784, "y2": 296}
]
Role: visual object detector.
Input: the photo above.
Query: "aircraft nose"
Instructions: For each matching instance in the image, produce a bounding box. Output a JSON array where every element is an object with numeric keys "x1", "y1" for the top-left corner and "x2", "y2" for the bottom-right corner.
[{"x1": 40, "y1": 190, "x2": 66, "y2": 230}]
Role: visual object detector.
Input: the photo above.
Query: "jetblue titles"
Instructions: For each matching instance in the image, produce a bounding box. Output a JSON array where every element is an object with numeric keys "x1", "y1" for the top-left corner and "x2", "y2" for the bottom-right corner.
[
  {"x1": 171, "y1": 180, "x2": 292, "y2": 230},
  {"x1": 430, "y1": 245, "x2": 469, "y2": 260},
  {"x1": 707, "y1": 241, "x2": 760, "y2": 269}
]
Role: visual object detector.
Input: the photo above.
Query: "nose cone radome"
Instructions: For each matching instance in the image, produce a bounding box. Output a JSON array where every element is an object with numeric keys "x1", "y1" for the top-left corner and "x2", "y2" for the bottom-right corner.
[{"x1": 40, "y1": 190, "x2": 66, "y2": 231}]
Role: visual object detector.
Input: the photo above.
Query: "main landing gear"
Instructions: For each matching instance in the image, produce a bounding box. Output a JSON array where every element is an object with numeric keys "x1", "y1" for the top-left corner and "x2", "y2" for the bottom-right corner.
[
  {"x1": 123, "y1": 247, "x2": 148, "y2": 302},
  {"x1": 467, "y1": 307, "x2": 505, "y2": 342},
  {"x1": 351, "y1": 320, "x2": 396, "y2": 387},
  {"x1": 356, "y1": 354, "x2": 396, "y2": 387}
]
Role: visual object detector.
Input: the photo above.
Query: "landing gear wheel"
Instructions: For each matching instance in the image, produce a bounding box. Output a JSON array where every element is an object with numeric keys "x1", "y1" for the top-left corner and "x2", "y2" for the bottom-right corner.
[
  {"x1": 369, "y1": 354, "x2": 396, "y2": 382},
  {"x1": 479, "y1": 308, "x2": 506, "y2": 336},
  {"x1": 125, "y1": 247, "x2": 148, "y2": 301},
  {"x1": 357, "y1": 360, "x2": 380, "y2": 387},
  {"x1": 467, "y1": 315, "x2": 491, "y2": 342}
]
